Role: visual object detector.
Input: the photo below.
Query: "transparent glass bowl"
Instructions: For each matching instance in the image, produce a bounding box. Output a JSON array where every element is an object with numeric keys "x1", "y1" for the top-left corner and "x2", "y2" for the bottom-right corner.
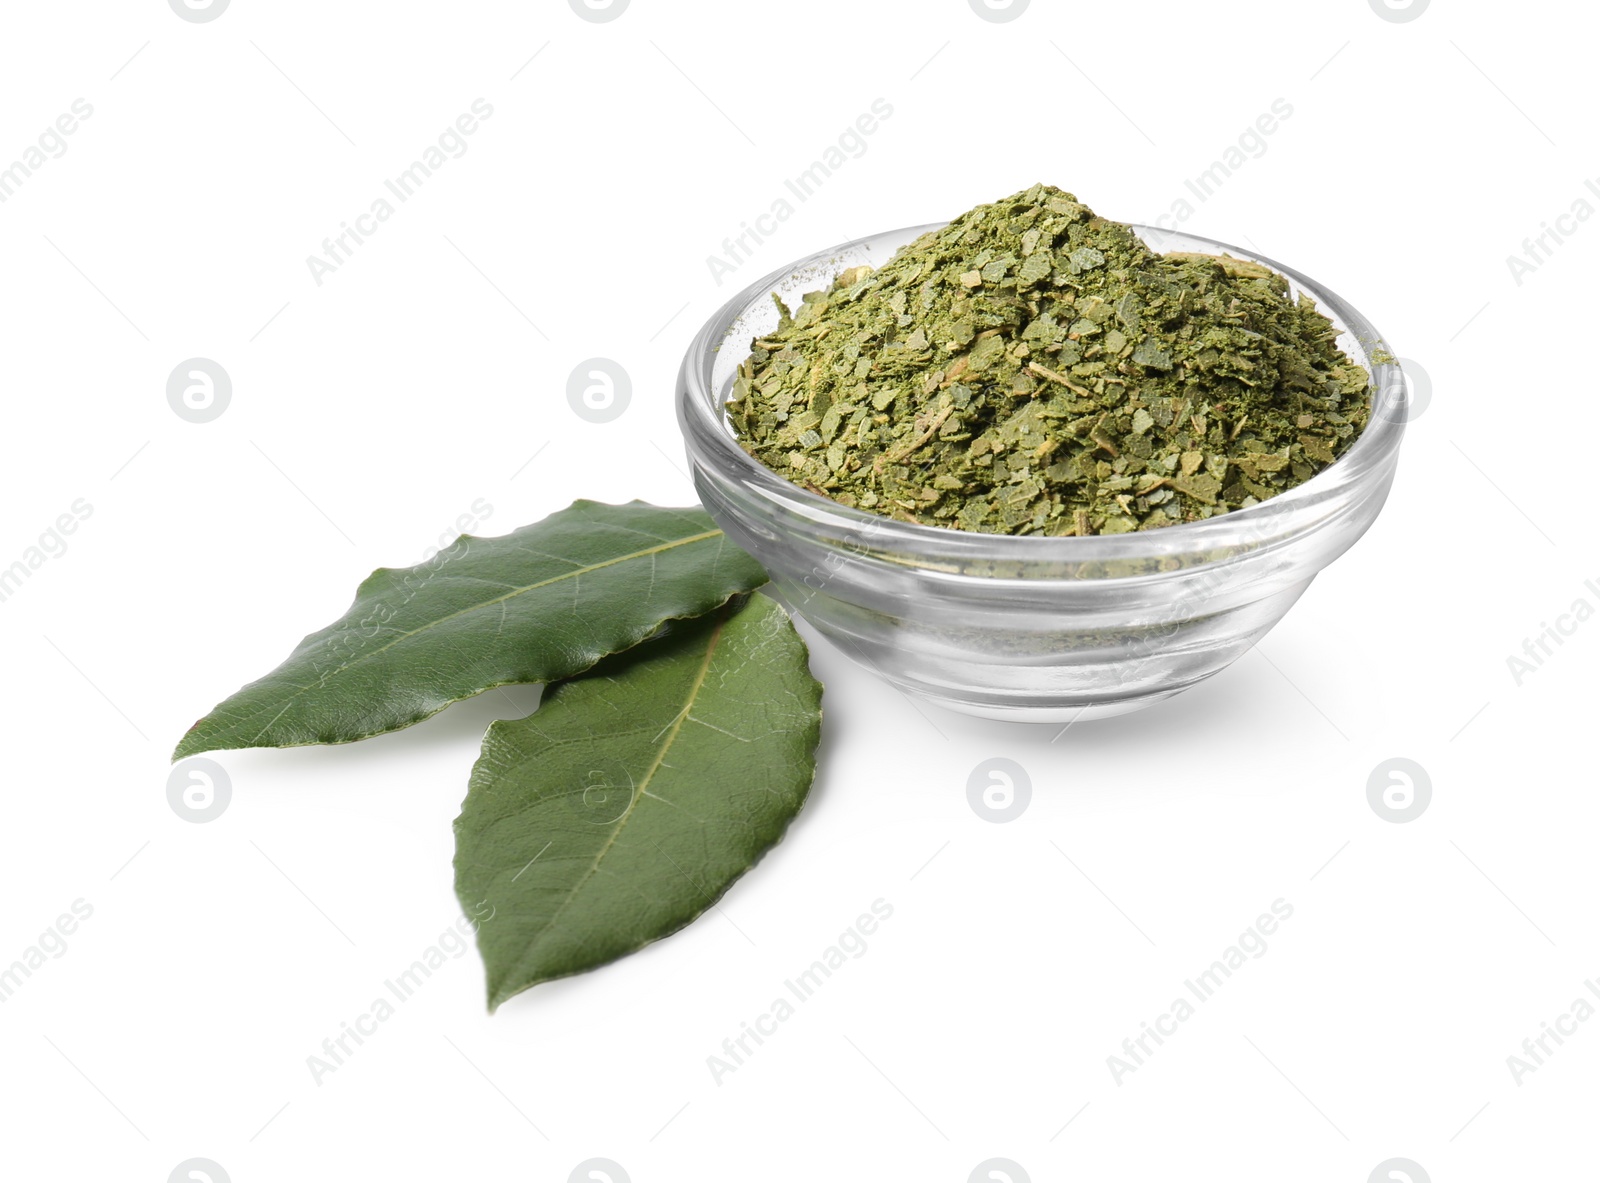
[{"x1": 677, "y1": 223, "x2": 1407, "y2": 721}]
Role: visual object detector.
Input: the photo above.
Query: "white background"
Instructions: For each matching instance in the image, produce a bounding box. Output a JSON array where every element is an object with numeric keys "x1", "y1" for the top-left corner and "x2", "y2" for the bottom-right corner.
[{"x1": 2, "y1": 0, "x2": 1596, "y2": 1179}]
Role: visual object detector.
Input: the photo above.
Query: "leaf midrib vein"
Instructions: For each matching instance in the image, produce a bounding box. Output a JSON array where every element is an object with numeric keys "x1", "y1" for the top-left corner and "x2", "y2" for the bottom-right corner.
[
  {"x1": 230, "y1": 528, "x2": 723, "y2": 737},
  {"x1": 501, "y1": 611, "x2": 730, "y2": 991}
]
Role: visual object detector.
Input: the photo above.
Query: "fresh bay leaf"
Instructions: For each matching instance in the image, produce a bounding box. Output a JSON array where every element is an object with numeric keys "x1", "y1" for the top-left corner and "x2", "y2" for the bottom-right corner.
[
  {"x1": 454, "y1": 593, "x2": 822, "y2": 1009},
  {"x1": 173, "y1": 501, "x2": 765, "y2": 759}
]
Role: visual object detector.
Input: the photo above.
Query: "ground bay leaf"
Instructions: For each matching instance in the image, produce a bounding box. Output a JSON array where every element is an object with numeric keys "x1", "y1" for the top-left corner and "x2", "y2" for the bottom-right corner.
[{"x1": 730, "y1": 184, "x2": 1372, "y2": 536}]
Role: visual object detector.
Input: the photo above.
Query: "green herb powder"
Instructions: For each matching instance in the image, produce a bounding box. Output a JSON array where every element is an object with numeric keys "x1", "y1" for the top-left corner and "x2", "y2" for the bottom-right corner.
[{"x1": 728, "y1": 184, "x2": 1372, "y2": 536}]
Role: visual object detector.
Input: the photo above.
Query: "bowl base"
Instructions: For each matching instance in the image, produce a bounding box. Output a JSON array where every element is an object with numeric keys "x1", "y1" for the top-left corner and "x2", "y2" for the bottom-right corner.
[{"x1": 910, "y1": 688, "x2": 1185, "y2": 724}]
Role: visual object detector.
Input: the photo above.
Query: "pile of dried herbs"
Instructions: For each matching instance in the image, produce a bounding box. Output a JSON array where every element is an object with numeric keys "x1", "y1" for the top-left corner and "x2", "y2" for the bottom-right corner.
[{"x1": 729, "y1": 184, "x2": 1372, "y2": 536}]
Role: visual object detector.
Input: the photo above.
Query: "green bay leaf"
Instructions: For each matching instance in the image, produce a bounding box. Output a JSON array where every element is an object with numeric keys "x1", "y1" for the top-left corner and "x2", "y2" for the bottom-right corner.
[
  {"x1": 173, "y1": 501, "x2": 765, "y2": 759},
  {"x1": 454, "y1": 593, "x2": 822, "y2": 1010}
]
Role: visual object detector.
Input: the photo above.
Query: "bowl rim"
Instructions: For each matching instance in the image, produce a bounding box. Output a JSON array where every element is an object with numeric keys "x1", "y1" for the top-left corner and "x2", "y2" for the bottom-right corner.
[{"x1": 679, "y1": 220, "x2": 1405, "y2": 562}]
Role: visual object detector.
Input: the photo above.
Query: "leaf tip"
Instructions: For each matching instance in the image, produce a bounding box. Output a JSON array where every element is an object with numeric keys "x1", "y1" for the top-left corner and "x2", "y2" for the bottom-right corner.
[
  {"x1": 170, "y1": 725, "x2": 209, "y2": 763},
  {"x1": 485, "y1": 978, "x2": 525, "y2": 1015}
]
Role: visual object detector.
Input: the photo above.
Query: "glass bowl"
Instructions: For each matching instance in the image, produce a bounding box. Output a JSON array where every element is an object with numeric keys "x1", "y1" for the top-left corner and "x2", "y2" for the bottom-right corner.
[{"x1": 677, "y1": 222, "x2": 1407, "y2": 722}]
